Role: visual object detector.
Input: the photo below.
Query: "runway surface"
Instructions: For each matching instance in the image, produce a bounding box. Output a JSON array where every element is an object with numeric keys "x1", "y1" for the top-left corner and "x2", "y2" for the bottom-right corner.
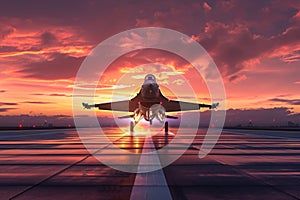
[{"x1": 0, "y1": 127, "x2": 300, "y2": 200}]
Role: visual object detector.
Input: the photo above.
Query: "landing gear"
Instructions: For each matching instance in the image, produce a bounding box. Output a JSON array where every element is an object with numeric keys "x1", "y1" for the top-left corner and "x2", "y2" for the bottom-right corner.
[
  {"x1": 130, "y1": 121, "x2": 134, "y2": 133},
  {"x1": 150, "y1": 120, "x2": 152, "y2": 125},
  {"x1": 164, "y1": 121, "x2": 169, "y2": 135}
]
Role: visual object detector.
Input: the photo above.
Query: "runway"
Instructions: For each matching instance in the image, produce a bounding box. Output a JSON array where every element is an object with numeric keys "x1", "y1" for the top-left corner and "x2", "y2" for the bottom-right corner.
[{"x1": 0, "y1": 128, "x2": 300, "y2": 200}]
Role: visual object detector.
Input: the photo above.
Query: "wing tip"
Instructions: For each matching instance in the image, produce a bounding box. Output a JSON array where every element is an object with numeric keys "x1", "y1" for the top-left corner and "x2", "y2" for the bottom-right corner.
[
  {"x1": 82, "y1": 102, "x2": 91, "y2": 109},
  {"x1": 211, "y1": 102, "x2": 219, "y2": 109}
]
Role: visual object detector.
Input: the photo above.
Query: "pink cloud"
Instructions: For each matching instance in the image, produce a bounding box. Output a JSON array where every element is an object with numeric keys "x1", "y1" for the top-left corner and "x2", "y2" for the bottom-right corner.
[
  {"x1": 107, "y1": 49, "x2": 193, "y2": 76},
  {"x1": 0, "y1": 17, "x2": 92, "y2": 63},
  {"x1": 203, "y1": 2, "x2": 212, "y2": 12},
  {"x1": 0, "y1": 24, "x2": 16, "y2": 39},
  {"x1": 229, "y1": 74, "x2": 247, "y2": 84},
  {"x1": 17, "y1": 53, "x2": 84, "y2": 80},
  {"x1": 198, "y1": 19, "x2": 300, "y2": 80}
]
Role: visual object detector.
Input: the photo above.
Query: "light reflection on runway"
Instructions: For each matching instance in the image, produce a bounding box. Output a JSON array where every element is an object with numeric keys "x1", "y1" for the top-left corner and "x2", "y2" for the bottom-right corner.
[{"x1": 0, "y1": 128, "x2": 300, "y2": 199}]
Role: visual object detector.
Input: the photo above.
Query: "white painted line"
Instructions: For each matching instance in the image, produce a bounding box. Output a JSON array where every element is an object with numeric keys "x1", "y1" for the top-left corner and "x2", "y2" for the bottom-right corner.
[{"x1": 130, "y1": 136, "x2": 172, "y2": 200}]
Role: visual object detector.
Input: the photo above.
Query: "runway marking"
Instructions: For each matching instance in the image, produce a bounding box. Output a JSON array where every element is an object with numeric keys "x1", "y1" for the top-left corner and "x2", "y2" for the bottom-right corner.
[
  {"x1": 224, "y1": 129, "x2": 300, "y2": 140},
  {"x1": 206, "y1": 152, "x2": 300, "y2": 200},
  {"x1": 193, "y1": 133, "x2": 300, "y2": 200},
  {"x1": 4, "y1": 128, "x2": 300, "y2": 199},
  {"x1": 0, "y1": 129, "x2": 71, "y2": 139},
  {"x1": 9, "y1": 133, "x2": 127, "y2": 200},
  {"x1": 130, "y1": 136, "x2": 172, "y2": 200}
]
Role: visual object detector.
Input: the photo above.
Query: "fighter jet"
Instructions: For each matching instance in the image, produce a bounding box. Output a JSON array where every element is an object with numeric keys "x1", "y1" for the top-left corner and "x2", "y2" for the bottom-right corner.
[{"x1": 82, "y1": 74, "x2": 218, "y2": 131}]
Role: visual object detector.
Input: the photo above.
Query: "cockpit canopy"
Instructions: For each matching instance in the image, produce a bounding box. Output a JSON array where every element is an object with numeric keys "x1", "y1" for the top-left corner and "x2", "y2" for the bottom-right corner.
[{"x1": 144, "y1": 74, "x2": 156, "y2": 84}]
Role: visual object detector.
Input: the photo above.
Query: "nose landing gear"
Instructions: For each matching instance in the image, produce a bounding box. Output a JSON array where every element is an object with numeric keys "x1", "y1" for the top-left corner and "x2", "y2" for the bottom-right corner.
[
  {"x1": 164, "y1": 121, "x2": 169, "y2": 135},
  {"x1": 130, "y1": 121, "x2": 134, "y2": 134},
  {"x1": 129, "y1": 120, "x2": 169, "y2": 136}
]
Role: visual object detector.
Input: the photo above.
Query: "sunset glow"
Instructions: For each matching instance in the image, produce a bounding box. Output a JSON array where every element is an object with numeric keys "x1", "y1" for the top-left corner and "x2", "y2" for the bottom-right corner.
[{"x1": 0, "y1": 1, "x2": 300, "y2": 127}]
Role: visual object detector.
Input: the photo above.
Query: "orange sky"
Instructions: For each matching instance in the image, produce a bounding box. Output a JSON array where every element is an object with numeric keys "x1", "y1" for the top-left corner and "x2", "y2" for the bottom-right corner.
[{"x1": 0, "y1": 1, "x2": 299, "y2": 126}]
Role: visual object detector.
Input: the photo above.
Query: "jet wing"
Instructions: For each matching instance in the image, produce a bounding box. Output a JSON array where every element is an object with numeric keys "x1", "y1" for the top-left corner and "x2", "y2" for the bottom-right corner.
[
  {"x1": 162, "y1": 100, "x2": 216, "y2": 112},
  {"x1": 83, "y1": 100, "x2": 136, "y2": 112}
]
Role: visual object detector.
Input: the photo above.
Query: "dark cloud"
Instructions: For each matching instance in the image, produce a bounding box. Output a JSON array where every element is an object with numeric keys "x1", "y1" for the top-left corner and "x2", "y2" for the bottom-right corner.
[
  {"x1": 0, "y1": 108, "x2": 17, "y2": 112},
  {"x1": 0, "y1": 1, "x2": 208, "y2": 43},
  {"x1": 0, "y1": 102, "x2": 18, "y2": 106},
  {"x1": 0, "y1": 90, "x2": 6, "y2": 93},
  {"x1": 0, "y1": 46, "x2": 19, "y2": 52},
  {"x1": 228, "y1": 74, "x2": 244, "y2": 83},
  {"x1": 0, "y1": 0, "x2": 298, "y2": 40},
  {"x1": 40, "y1": 31, "x2": 58, "y2": 46},
  {"x1": 49, "y1": 93, "x2": 68, "y2": 97},
  {"x1": 30, "y1": 93, "x2": 96, "y2": 98},
  {"x1": 0, "y1": 24, "x2": 15, "y2": 39},
  {"x1": 52, "y1": 114, "x2": 71, "y2": 118},
  {"x1": 0, "y1": 102, "x2": 18, "y2": 113},
  {"x1": 276, "y1": 94, "x2": 292, "y2": 98},
  {"x1": 0, "y1": 0, "x2": 86, "y2": 20},
  {"x1": 22, "y1": 101, "x2": 54, "y2": 104},
  {"x1": 1, "y1": 1, "x2": 299, "y2": 81},
  {"x1": 19, "y1": 53, "x2": 84, "y2": 79},
  {"x1": 269, "y1": 98, "x2": 300, "y2": 105},
  {"x1": 210, "y1": 1, "x2": 299, "y2": 36},
  {"x1": 198, "y1": 18, "x2": 300, "y2": 78},
  {"x1": 32, "y1": 93, "x2": 67, "y2": 97}
]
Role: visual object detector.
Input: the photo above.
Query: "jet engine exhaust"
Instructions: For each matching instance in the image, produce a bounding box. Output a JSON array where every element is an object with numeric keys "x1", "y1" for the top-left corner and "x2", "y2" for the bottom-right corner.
[
  {"x1": 133, "y1": 108, "x2": 143, "y2": 123},
  {"x1": 149, "y1": 104, "x2": 166, "y2": 123}
]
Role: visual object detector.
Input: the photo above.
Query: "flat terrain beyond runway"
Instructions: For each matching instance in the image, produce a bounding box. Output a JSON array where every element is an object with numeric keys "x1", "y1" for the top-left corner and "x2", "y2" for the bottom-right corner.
[{"x1": 0, "y1": 127, "x2": 300, "y2": 200}]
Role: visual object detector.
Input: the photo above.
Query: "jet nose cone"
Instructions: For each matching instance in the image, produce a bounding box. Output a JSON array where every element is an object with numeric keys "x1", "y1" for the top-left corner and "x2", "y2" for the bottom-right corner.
[{"x1": 148, "y1": 84, "x2": 154, "y2": 94}]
